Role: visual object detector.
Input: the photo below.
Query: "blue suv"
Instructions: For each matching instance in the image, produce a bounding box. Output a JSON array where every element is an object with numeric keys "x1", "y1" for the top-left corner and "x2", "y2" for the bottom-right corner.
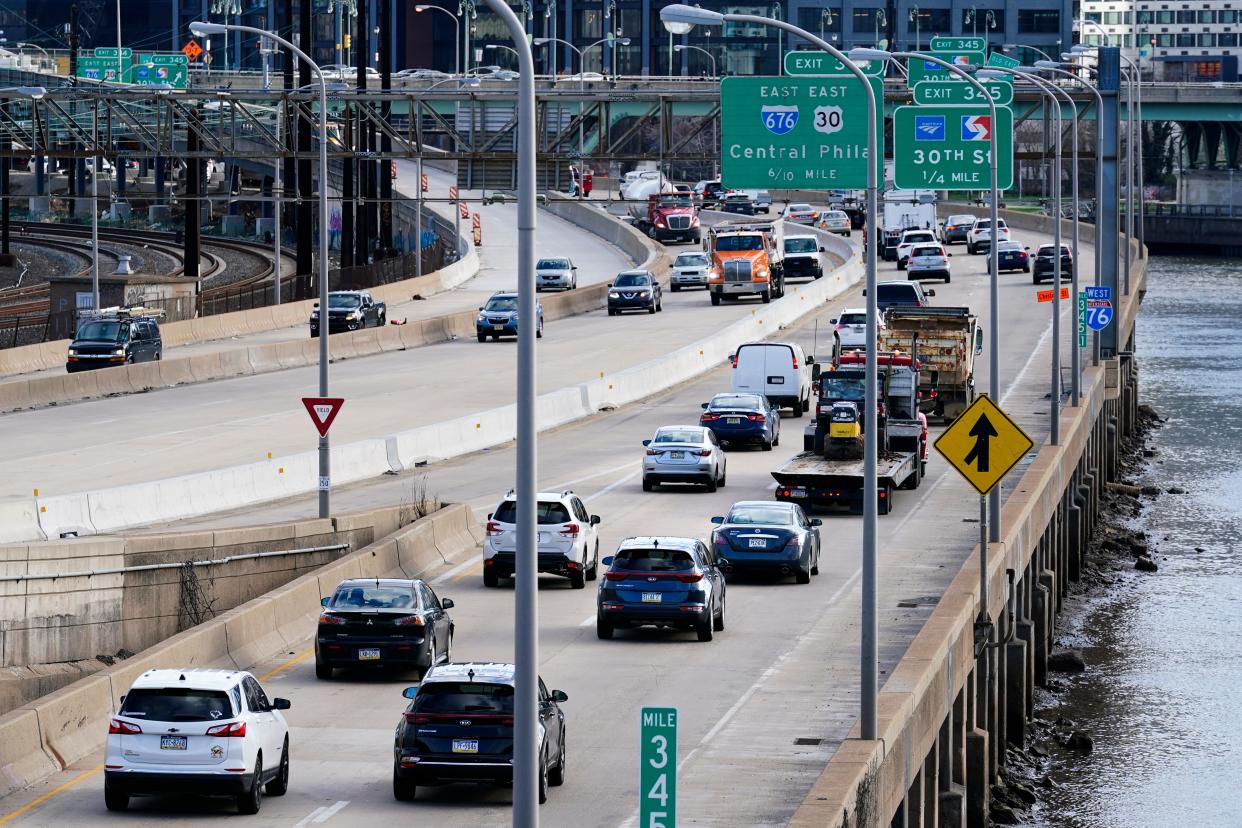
[{"x1": 476, "y1": 292, "x2": 544, "y2": 342}]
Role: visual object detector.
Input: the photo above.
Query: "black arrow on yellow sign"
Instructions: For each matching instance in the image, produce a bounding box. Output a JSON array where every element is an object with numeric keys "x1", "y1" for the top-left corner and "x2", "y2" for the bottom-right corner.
[{"x1": 963, "y1": 412, "x2": 999, "y2": 473}]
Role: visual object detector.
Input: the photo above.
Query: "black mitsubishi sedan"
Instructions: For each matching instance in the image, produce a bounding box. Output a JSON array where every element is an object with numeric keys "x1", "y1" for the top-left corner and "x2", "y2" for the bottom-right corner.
[{"x1": 315, "y1": 578, "x2": 455, "y2": 679}]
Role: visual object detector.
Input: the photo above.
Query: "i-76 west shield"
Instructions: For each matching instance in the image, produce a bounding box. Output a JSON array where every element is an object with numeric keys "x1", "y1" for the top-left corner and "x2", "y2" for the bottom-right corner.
[{"x1": 720, "y1": 75, "x2": 884, "y2": 190}]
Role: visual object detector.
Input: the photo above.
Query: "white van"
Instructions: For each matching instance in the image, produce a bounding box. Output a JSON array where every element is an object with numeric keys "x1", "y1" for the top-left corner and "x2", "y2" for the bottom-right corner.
[{"x1": 730, "y1": 341, "x2": 814, "y2": 416}]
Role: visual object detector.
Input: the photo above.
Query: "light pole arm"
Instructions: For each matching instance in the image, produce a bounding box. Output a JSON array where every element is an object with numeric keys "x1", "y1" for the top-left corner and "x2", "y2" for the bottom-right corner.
[
  {"x1": 416, "y1": 6, "x2": 461, "y2": 75},
  {"x1": 677, "y1": 44, "x2": 716, "y2": 77}
]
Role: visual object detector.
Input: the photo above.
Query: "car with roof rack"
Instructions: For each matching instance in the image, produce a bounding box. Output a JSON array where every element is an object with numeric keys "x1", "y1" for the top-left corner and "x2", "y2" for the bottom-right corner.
[
  {"x1": 66, "y1": 306, "x2": 163, "y2": 372},
  {"x1": 483, "y1": 490, "x2": 601, "y2": 588}
]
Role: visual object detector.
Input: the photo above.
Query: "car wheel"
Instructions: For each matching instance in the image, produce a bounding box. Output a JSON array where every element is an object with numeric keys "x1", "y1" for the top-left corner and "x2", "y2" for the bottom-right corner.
[
  {"x1": 393, "y1": 765, "x2": 417, "y2": 801},
  {"x1": 796, "y1": 568, "x2": 811, "y2": 585},
  {"x1": 608, "y1": 308, "x2": 617, "y2": 316},
  {"x1": 586, "y1": 543, "x2": 599, "y2": 581},
  {"x1": 569, "y1": 568, "x2": 586, "y2": 590},
  {"x1": 944, "y1": 274, "x2": 951, "y2": 283},
  {"x1": 539, "y1": 751, "x2": 549, "y2": 804},
  {"x1": 792, "y1": 397, "x2": 804, "y2": 419},
  {"x1": 596, "y1": 616, "x2": 614, "y2": 639},
  {"x1": 705, "y1": 475, "x2": 718, "y2": 493},
  {"x1": 378, "y1": 311, "x2": 386, "y2": 327},
  {"x1": 671, "y1": 284, "x2": 680, "y2": 292},
  {"x1": 1033, "y1": 274, "x2": 1041, "y2": 284},
  {"x1": 657, "y1": 299, "x2": 663, "y2": 312},
  {"x1": 104, "y1": 784, "x2": 129, "y2": 812},
  {"x1": 536, "y1": 322, "x2": 543, "y2": 339},
  {"x1": 718, "y1": 466, "x2": 726, "y2": 488},
  {"x1": 267, "y1": 737, "x2": 290, "y2": 796},
  {"x1": 477, "y1": 332, "x2": 487, "y2": 343},
  {"x1": 483, "y1": 568, "x2": 499, "y2": 588},
  {"x1": 761, "y1": 290, "x2": 771, "y2": 304},
  {"x1": 648, "y1": 302, "x2": 656, "y2": 315},
  {"x1": 549, "y1": 733, "x2": 567, "y2": 787},
  {"x1": 773, "y1": 431, "x2": 780, "y2": 447},
  {"x1": 1023, "y1": 264, "x2": 1030, "y2": 273},
  {"x1": 713, "y1": 597, "x2": 725, "y2": 631},
  {"x1": 642, "y1": 477, "x2": 656, "y2": 492},
  {"x1": 237, "y1": 755, "x2": 263, "y2": 814},
  {"x1": 811, "y1": 557, "x2": 820, "y2": 576},
  {"x1": 762, "y1": 440, "x2": 773, "y2": 452},
  {"x1": 710, "y1": 293, "x2": 721, "y2": 306},
  {"x1": 696, "y1": 618, "x2": 714, "y2": 642},
  {"x1": 315, "y1": 660, "x2": 332, "y2": 680}
]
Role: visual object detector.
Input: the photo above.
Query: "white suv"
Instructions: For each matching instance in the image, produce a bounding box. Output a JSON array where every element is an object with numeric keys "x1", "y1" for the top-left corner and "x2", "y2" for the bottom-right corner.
[
  {"x1": 966, "y1": 218, "x2": 1010, "y2": 254},
  {"x1": 105, "y1": 669, "x2": 291, "y2": 815},
  {"x1": 896, "y1": 229, "x2": 938, "y2": 270},
  {"x1": 484, "y1": 490, "x2": 601, "y2": 589}
]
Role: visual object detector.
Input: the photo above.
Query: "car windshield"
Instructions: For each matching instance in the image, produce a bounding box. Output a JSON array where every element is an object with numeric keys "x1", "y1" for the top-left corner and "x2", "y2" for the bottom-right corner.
[
  {"x1": 838, "y1": 312, "x2": 867, "y2": 325},
  {"x1": 484, "y1": 297, "x2": 518, "y2": 312},
  {"x1": 820, "y1": 377, "x2": 866, "y2": 400},
  {"x1": 492, "y1": 500, "x2": 572, "y2": 525},
  {"x1": 119, "y1": 688, "x2": 234, "y2": 722},
  {"x1": 1037, "y1": 246, "x2": 1056, "y2": 255},
  {"x1": 825, "y1": 211, "x2": 847, "y2": 220},
  {"x1": 537, "y1": 258, "x2": 570, "y2": 269},
  {"x1": 612, "y1": 548, "x2": 695, "y2": 571},
  {"x1": 726, "y1": 194, "x2": 750, "y2": 202},
  {"x1": 876, "y1": 284, "x2": 919, "y2": 305},
  {"x1": 413, "y1": 682, "x2": 514, "y2": 714},
  {"x1": 715, "y1": 235, "x2": 763, "y2": 251},
  {"x1": 785, "y1": 238, "x2": 818, "y2": 254},
  {"x1": 710, "y1": 394, "x2": 762, "y2": 411},
  {"x1": 974, "y1": 220, "x2": 992, "y2": 229},
  {"x1": 788, "y1": 204, "x2": 813, "y2": 212},
  {"x1": 330, "y1": 585, "x2": 416, "y2": 610},
  {"x1": 913, "y1": 246, "x2": 942, "y2": 257},
  {"x1": 614, "y1": 273, "x2": 650, "y2": 287},
  {"x1": 329, "y1": 294, "x2": 361, "y2": 309},
  {"x1": 904, "y1": 233, "x2": 935, "y2": 243},
  {"x1": 75, "y1": 320, "x2": 126, "y2": 341},
  {"x1": 948, "y1": 215, "x2": 974, "y2": 225},
  {"x1": 654, "y1": 429, "x2": 703, "y2": 444},
  {"x1": 998, "y1": 242, "x2": 1023, "y2": 252},
  {"x1": 674, "y1": 253, "x2": 709, "y2": 267},
  {"x1": 726, "y1": 506, "x2": 794, "y2": 526}
]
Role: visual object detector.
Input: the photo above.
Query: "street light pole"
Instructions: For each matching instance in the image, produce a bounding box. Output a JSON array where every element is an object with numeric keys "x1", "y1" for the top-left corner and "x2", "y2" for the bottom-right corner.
[
  {"x1": 663, "y1": 3, "x2": 879, "y2": 739},
  {"x1": 415, "y1": 4, "x2": 461, "y2": 75},
  {"x1": 674, "y1": 43, "x2": 716, "y2": 77},
  {"x1": 192, "y1": 21, "x2": 331, "y2": 518}
]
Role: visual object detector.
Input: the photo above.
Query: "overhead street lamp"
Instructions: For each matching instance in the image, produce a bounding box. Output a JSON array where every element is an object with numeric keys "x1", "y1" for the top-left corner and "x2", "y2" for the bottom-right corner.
[
  {"x1": 583, "y1": 35, "x2": 629, "y2": 79},
  {"x1": 1003, "y1": 43, "x2": 1056, "y2": 64},
  {"x1": 191, "y1": 20, "x2": 333, "y2": 519},
  {"x1": 484, "y1": 42, "x2": 520, "y2": 67},
  {"x1": 659, "y1": 1, "x2": 880, "y2": 739},
  {"x1": 674, "y1": 43, "x2": 716, "y2": 77},
  {"x1": 414, "y1": 4, "x2": 461, "y2": 75},
  {"x1": 909, "y1": 5, "x2": 921, "y2": 52}
]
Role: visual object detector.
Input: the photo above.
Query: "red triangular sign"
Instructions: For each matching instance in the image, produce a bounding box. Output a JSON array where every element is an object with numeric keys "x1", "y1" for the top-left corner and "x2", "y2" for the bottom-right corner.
[{"x1": 302, "y1": 397, "x2": 344, "y2": 437}]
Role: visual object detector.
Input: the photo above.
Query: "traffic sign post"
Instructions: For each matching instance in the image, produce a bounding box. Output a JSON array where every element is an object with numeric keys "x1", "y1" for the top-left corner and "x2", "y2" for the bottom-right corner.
[
  {"x1": 720, "y1": 75, "x2": 883, "y2": 189},
  {"x1": 912, "y1": 80, "x2": 1013, "y2": 107},
  {"x1": 892, "y1": 105, "x2": 1013, "y2": 190},
  {"x1": 302, "y1": 397, "x2": 344, "y2": 438},
  {"x1": 783, "y1": 51, "x2": 886, "y2": 76},
  {"x1": 934, "y1": 394, "x2": 1034, "y2": 496},
  {"x1": 640, "y1": 708, "x2": 677, "y2": 828},
  {"x1": 906, "y1": 50, "x2": 986, "y2": 86}
]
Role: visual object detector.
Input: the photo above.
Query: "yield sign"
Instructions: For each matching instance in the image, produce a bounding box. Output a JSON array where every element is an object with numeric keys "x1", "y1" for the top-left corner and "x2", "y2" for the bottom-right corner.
[
  {"x1": 934, "y1": 393, "x2": 1034, "y2": 495},
  {"x1": 302, "y1": 397, "x2": 344, "y2": 437}
]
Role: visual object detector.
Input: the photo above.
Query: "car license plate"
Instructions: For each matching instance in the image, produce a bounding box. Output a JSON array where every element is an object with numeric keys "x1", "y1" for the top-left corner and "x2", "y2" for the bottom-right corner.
[
  {"x1": 670, "y1": 451, "x2": 684, "y2": 459},
  {"x1": 160, "y1": 736, "x2": 188, "y2": 750},
  {"x1": 642, "y1": 592, "x2": 662, "y2": 603},
  {"x1": 748, "y1": 538, "x2": 766, "y2": 548},
  {"x1": 492, "y1": 325, "x2": 505, "y2": 331},
  {"x1": 452, "y1": 739, "x2": 479, "y2": 754},
  {"x1": 788, "y1": 490, "x2": 809, "y2": 498},
  {"x1": 726, "y1": 417, "x2": 740, "y2": 425},
  {"x1": 358, "y1": 648, "x2": 381, "y2": 661},
  {"x1": 767, "y1": 376, "x2": 785, "y2": 384},
  {"x1": 726, "y1": 284, "x2": 748, "y2": 292}
]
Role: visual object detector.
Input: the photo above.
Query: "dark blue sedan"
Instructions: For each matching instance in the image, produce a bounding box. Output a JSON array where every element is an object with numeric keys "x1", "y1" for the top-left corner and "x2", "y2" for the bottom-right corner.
[
  {"x1": 476, "y1": 292, "x2": 544, "y2": 342},
  {"x1": 995, "y1": 240, "x2": 1031, "y2": 273},
  {"x1": 596, "y1": 536, "x2": 726, "y2": 642},
  {"x1": 710, "y1": 501, "x2": 821, "y2": 584},
  {"x1": 699, "y1": 393, "x2": 780, "y2": 450}
]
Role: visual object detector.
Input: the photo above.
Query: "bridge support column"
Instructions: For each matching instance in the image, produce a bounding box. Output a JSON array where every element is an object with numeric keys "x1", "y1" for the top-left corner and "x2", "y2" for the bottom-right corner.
[
  {"x1": 1033, "y1": 581, "x2": 1052, "y2": 686},
  {"x1": 965, "y1": 729, "x2": 990, "y2": 828},
  {"x1": 1005, "y1": 638, "x2": 1027, "y2": 747},
  {"x1": 1017, "y1": 618, "x2": 1035, "y2": 718},
  {"x1": 903, "y1": 765, "x2": 924, "y2": 828},
  {"x1": 924, "y1": 734, "x2": 939, "y2": 828},
  {"x1": 1067, "y1": 503, "x2": 1083, "y2": 583},
  {"x1": 994, "y1": 632, "x2": 1007, "y2": 766}
]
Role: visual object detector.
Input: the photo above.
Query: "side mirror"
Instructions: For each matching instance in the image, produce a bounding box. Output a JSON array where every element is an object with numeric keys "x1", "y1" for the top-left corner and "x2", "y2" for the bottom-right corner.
[
  {"x1": 810, "y1": 518, "x2": 823, "y2": 527},
  {"x1": 947, "y1": 253, "x2": 953, "y2": 257},
  {"x1": 642, "y1": 439, "x2": 651, "y2": 447},
  {"x1": 487, "y1": 512, "x2": 494, "y2": 520},
  {"x1": 551, "y1": 689, "x2": 569, "y2": 703},
  {"x1": 479, "y1": 306, "x2": 485, "y2": 311},
  {"x1": 272, "y1": 698, "x2": 292, "y2": 710},
  {"x1": 320, "y1": 596, "x2": 330, "y2": 607},
  {"x1": 700, "y1": 402, "x2": 709, "y2": 409},
  {"x1": 819, "y1": 246, "x2": 826, "y2": 253},
  {"x1": 601, "y1": 556, "x2": 614, "y2": 566},
  {"x1": 441, "y1": 598, "x2": 455, "y2": 609},
  {"x1": 861, "y1": 289, "x2": 867, "y2": 296},
  {"x1": 313, "y1": 302, "x2": 320, "y2": 308},
  {"x1": 927, "y1": 289, "x2": 936, "y2": 296},
  {"x1": 829, "y1": 318, "x2": 837, "y2": 325},
  {"x1": 590, "y1": 515, "x2": 601, "y2": 526},
  {"x1": 806, "y1": 355, "x2": 814, "y2": 364},
  {"x1": 572, "y1": 266, "x2": 578, "y2": 270},
  {"x1": 402, "y1": 686, "x2": 420, "y2": 700},
  {"x1": 119, "y1": 694, "x2": 126, "y2": 704},
  {"x1": 710, "y1": 516, "x2": 724, "y2": 525}
]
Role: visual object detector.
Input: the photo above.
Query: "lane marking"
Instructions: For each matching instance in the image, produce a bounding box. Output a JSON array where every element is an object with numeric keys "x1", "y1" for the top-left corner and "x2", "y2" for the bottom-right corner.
[
  {"x1": 450, "y1": 561, "x2": 484, "y2": 583},
  {"x1": 0, "y1": 764, "x2": 102, "y2": 826},
  {"x1": 295, "y1": 806, "x2": 327, "y2": 827},
  {"x1": 296, "y1": 800, "x2": 350, "y2": 825},
  {"x1": 258, "y1": 647, "x2": 313, "y2": 683},
  {"x1": 432, "y1": 555, "x2": 482, "y2": 585},
  {"x1": 584, "y1": 469, "x2": 641, "y2": 502},
  {"x1": 578, "y1": 614, "x2": 596, "y2": 628}
]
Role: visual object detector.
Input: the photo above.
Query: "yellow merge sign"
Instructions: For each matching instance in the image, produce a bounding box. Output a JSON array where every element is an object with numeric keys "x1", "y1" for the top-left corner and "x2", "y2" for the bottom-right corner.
[{"x1": 934, "y1": 393, "x2": 1034, "y2": 495}]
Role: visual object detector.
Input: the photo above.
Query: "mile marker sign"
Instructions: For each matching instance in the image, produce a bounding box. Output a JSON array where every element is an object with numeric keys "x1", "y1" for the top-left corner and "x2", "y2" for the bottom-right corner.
[
  {"x1": 302, "y1": 397, "x2": 345, "y2": 437},
  {"x1": 934, "y1": 394, "x2": 1033, "y2": 495}
]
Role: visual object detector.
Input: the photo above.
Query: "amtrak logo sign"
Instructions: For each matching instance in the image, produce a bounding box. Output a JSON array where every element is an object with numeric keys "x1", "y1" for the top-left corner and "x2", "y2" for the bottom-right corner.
[{"x1": 761, "y1": 105, "x2": 799, "y2": 136}]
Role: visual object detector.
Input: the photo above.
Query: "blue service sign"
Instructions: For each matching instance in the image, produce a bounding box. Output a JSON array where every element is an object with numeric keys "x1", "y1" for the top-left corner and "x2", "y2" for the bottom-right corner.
[{"x1": 1084, "y1": 286, "x2": 1112, "y2": 301}]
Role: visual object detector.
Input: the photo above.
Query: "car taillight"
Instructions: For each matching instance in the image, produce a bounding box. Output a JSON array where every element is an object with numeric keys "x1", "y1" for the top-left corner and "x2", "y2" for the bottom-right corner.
[
  {"x1": 786, "y1": 535, "x2": 802, "y2": 548},
  {"x1": 701, "y1": 413, "x2": 719, "y2": 422},
  {"x1": 205, "y1": 721, "x2": 247, "y2": 737},
  {"x1": 834, "y1": 323, "x2": 847, "y2": 329},
  {"x1": 747, "y1": 414, "x2": 766, "y2": 422},
  {"x1": 394, "y1": 615, "x2": 425, "y2": 626},
  {"x1": 319, "y1": 613, "x2": 348, "y2": 626},
  {"x1": 730, "y1": 355, "x2": 738, "y2": 368},
  {"x1": 605, "y1": 572, "x2": 629, "y2": 581},
  {"x1": 712, "y1": 531, "x2": 726, "y2": 545},
  {"x1": 696, "y1": 449, "x2": 712, "y2": 457},
  {"x1": 559, "y1": 524, "x2": 580, "y2": 537},
  {"x1": 677, "y1": 573, "x2": 704, "y2": 583},
  {"x1": 791, "y1": 356, "x2": 799, "y2": 370},
  {"x1": 404, "y1": 712, "x2": 432, "y2": 725},
  {"x1": 486, "y1": 520, "x2": 504, "y2": 536},
  {"x1": 646, "y1": 448, "x2": 659, "y2": 455},
  {"x1": 109, "y1": 719, "x2": 142, "y2": 735}
]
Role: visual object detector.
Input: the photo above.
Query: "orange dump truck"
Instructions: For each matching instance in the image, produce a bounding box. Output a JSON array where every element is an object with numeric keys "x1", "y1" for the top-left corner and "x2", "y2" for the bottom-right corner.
[{"x1": 705, "y1": 223, "x2": 785, "y2": 306}]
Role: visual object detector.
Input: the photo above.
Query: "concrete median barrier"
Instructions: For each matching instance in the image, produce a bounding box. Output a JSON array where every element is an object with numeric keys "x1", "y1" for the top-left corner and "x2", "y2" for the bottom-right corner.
[
  {"x1": 0, "y1": 499, "x2": 43, "y2": 544},
  {"x1": 34, "y1": 493, "x2": 96, "y2": 540},
  {"x1": 0, "y1": 709, "x2": 57, "y2": 797},
  {"x1": 221, "y1": 598, "x2": 284, "y2": 674},
  {"x1": 395, "y1": 520, "x2": 443, "y2": 577},
  {"x1": 32, "y1": 673, "x2": 113, "y2": 771}
]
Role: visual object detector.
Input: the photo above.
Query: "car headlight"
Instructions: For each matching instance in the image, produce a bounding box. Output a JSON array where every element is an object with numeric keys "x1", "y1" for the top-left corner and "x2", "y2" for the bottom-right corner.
[
  {"x1": 112, "y1": 348, "x2": 125, "y2": 356},
  {"x1": 757, "y1": 270, "x2": 769, "y2": 280},
  {"x1": 345, "y1": 313, "x2": 357, "y2": 320},
  {"x1": 68, "y1": 348, "x2": 78, "y2": 356},
  {"x1": 311, "y1": 311, "x2": 319, "y2": 318},
  {"x1": 609, "y1": 292, "x2": 619, "y2": 298},
  {"x1": 638, "y1": 289, "x2": 650, "y2": 296},
  {"x1": 477, "y1": 314, "x2": 487, "y2": 322}
]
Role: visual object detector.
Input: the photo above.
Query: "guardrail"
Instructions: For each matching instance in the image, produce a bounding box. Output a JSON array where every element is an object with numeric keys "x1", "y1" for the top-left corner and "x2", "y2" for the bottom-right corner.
[
  {"x1": 1142, "y1": 202, "x2": 1240, "y2": 218},
  {"x1": 0, "y1": 543, "x2": 349, "y2": 583}
]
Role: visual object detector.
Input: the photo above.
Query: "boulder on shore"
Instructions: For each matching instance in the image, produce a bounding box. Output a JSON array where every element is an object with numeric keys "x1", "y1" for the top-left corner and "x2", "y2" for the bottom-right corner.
[
  {"x1": 1135, "y1": 555, "x2": 1159, "y2": 572},
  {"x1": 1047, "y1": 649, "x2": 1087, "y2": 673}
]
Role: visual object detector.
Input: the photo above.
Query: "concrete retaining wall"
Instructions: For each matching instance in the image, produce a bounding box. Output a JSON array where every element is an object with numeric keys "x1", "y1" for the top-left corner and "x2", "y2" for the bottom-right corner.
[{"x1": 0, "y1": 503, "x2": 477, "y2": 799}]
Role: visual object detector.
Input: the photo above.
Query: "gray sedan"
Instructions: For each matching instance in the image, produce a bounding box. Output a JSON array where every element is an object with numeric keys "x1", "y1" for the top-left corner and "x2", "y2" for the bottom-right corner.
[
  {"x1": 536, "y1": 256, "x2": 577, "y2": 291},
  {"x1": 642, "y1": 425, "x2": 727, "y2": 492},
  {"x1": 709, "y1": 501, "x2": 821, "y2": 584}
]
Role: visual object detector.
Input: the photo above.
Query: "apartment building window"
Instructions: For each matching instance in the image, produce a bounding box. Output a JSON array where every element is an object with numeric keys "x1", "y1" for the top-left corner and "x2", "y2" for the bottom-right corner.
[
  {"x1": 1220, "y1": 32, "x2": 1239, "y2": 47},
  {"x1": 907, "y1": 8, "x2": 951, "y2": 32},
  {"x1": 1154, "y1": 33, "x2": 1175, "y2": 46},
  {"x1": 1175, "y1": 10, "x2": 1196, "y2": 23},
  {"x1": 1176, "y1": 33, "x2": 1195, "y2": 46},
  {"x1": 1156, "y1": 10, "x2": 1175, "y2": 23},
  {"x1": 1017, "y1": 9, "x2": 1060, "y2": 32},
  {"x1": 1220, "y1": 10, "x2": 1238, "y2": 24},
  {"x1": 1197, "y1": 33, "x2": 1216, "y2": 46},
  {"x1": 1102, "y1": 11, "x2": 1131, "y2": 24},
  {"x1": 1084, "y1": 11, "x2": 1102, "y2": 22},
  {"x1": 1197, "y1": 10, "x2": 1215, "y2": 23}
]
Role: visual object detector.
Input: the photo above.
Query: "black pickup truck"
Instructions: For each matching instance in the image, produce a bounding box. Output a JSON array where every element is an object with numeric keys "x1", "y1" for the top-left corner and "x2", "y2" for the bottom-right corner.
[{"x1": 310, "y1": 291, "x2": 387, "y2": 336}]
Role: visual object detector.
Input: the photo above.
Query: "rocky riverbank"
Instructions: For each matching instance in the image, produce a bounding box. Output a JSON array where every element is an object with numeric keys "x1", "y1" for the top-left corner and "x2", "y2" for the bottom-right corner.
[{"x1": 982, "y1": 402, "x2": 1167, "y2": 825}]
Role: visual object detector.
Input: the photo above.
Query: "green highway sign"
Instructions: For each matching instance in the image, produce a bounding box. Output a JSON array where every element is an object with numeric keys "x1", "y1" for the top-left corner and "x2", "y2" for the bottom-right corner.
[
  {"x1": 893, "y1": 105, "x2": 1014, "y2": 190},
  {"x1": 139, "y1": 53, "x2": 190, "y2": 66},
  {"x1": 75, "y1": 56, "x2": 122, "y2": 82},
  {"x1": 986, "y1": 51, "x2": 1021, "y2": 70},
  {"x1": 132, "y1": 62, "x2": 188, "y2": 89},
  {"x1": 784, "y1": 51, "x2": 886, "y2": 76},
  {"x1": 94, "y1": 46, "x2": 133, "y2": 59},
  {"x1": 640, "y1": 708, "x2": 677, "y2": 828},
  {"x1": 720, "y1": 75, "x2": 884, "y2": 189},
  {"x1": 913, "y1": 80, "x2": 1014, "y2": 106},
  {"x1": 930, "y1": 36, "x2": 985, "y2": 52},
  {"x1": 907, "y1": 50, "x2": 986, "y2": 86},
  {"x1": 1078, "y1": 292, "x2": 1088, "y2": 348}
]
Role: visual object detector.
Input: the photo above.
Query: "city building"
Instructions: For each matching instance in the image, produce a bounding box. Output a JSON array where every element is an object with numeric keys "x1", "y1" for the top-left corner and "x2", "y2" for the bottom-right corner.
[{"x1": 1080, "y1": 0, "x2": 1241, "y2": 81}]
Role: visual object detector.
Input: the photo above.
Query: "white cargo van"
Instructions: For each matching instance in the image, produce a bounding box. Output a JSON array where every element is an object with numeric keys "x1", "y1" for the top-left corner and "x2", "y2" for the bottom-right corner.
[{"x1": 730, "y1": 341, "x2": 814, "y2": 417}]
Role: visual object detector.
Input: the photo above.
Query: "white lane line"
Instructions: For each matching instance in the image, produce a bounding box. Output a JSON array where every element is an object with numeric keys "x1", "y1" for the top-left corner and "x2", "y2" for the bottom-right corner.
[
  {"x1": 617, "y1": 568, "x2": 864, "y2": 828},
  {"x1": 554, "y1": 460, "x2": 639, "y2": 492},
  {"x1": 1000, "y1": 317, "x2": 1055, "y2": 406},
  {"x1": 293, "y1": 806, "x2": 325, "y2": 828},
  {"x1": 302, "y1": 800, "x2": 350, "y2": 825},
  {"x1": 578, "y1": 613, "x2": 596, "y2": 628},
  {"x1": 431, "y1": 555, "x2": 482, "y2": 585},
  {"x1": 584, "y1": 469, "x2": 641, "y2": 502}
]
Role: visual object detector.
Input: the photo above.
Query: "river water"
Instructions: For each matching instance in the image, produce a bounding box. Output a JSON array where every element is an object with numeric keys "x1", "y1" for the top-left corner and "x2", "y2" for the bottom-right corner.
[{"x1": 1030, "y1": 254, "x2": 1242, "y2": 826}]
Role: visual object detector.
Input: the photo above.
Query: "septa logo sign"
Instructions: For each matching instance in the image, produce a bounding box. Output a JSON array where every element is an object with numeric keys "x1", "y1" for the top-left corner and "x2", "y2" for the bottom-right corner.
[
  {"x1": 961, "y1": 115, "x2": 991, "y2": 141},
  {"x1": 952, "y1": 54, "x2": 971, "y2": 67},
  {"x1": 761, "y1": 105, "x2": 799, "y2": 136},
  {"x1": 915, "y1": 114, "x2": 945, "y2": 141}
]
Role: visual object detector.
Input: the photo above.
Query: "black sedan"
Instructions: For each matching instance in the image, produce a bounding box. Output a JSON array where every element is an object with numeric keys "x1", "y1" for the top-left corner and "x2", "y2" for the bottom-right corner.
[
  {"x1": 1032, "y1": 243, "x2": 1074, "y2": 284},
  {"x1": 315, "y1": 578, "x2": 454, "y2": 679},
  {"x1": 608, "y1": 270, "x2": 663, "y2": 315},
  {"x1": 710, "y1": 501, "x2": 821, "y2": 584},
  {"x1": 700, "y1": 392, "x2": 780, "y2": 450}
]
